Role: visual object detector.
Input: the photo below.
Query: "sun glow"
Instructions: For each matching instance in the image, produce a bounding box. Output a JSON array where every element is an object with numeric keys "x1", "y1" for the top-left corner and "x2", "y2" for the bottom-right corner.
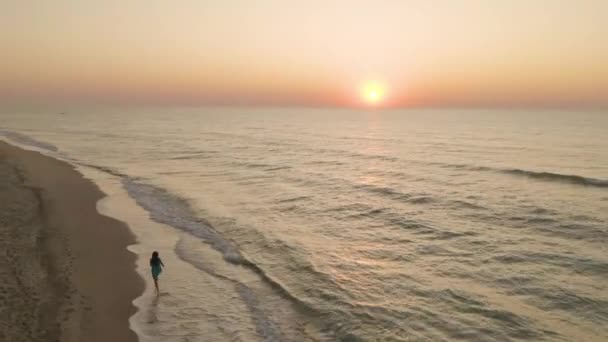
[{"x1": 361, "y1": 82, "x2": 386, "y2": 105}]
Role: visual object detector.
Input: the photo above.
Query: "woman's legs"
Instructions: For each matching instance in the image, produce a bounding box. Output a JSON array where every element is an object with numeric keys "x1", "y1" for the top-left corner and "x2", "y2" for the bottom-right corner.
[{"x1": 153, "y1": 277, "x2": 159, "y2": 293}]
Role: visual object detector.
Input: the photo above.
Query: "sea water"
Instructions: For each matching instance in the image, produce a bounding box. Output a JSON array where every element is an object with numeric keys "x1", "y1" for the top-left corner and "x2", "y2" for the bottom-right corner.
[{"x1": 1, "y1": 107, "x2": 607, "y2": 341}]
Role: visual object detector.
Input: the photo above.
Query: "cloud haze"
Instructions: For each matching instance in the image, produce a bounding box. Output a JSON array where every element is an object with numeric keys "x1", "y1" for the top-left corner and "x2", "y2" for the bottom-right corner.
[{"x1": 1, "y1": 0, "x2": 607, "y2": 108}]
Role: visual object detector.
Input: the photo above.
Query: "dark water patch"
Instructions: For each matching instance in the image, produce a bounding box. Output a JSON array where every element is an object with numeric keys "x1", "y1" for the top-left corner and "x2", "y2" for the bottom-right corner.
[
  {"x1": 264, "y1": 165, "x2": 292, "y2": 171},
  {"x1": 304, "y1": 160, "x2": 346, "y2": 166},
  {"x1": 432, "y1": 162, "x2": 493, "y2": 172},
  {"x1": 230, "y1": 145, "x2": 254, "y2": 151},
  {"x1": 344, "y1": 207, "x2": 387, "y2": 219},
  {"x1": 503, "y1": 169, "x2": 608, "y2": 188},
  {"x1": 437, "y1": 289, "x2": 488, "y2": 309},
  {"x1": 275, "y1": 201, "x2": 319, "y2": 216},
  {"x1": 168, "y1": 153, "x2": 214, "y2": 160},
  {"x1": 510, "y1": 217, "x2": 608, "y2": 243},
  {"x1": 492, "y1": 251, "x2": 608, "y2": 276},
  {"x1": 526, "y1": 207, "x2": 557, "y2": 215},
  {"x1": 414, "y1": 161, "x2": 608, "y2": 189},
  {"x1": 329, "y1": 203, "x2": 370, "y2": 212},
  {"x1": 408, "y1": 196, "x2": 435, "y2": 204},
  {"x1": 455, "y1": 211, "x2": 503, "y2": 225},
  {"x1": 555, "y1": 222, "x2": 608, "y2": 239},
  {"x1": 354, "y1": 183, "x2": 413, "y2": 202},
  {"x1": 534, "y1": 224, "x2": 608, "y2": 242},
  {"x1": 525, "y1": 217, "x2": 557, "y2": 224},
  {"x1": 386, "y1": 216, "x2": 434, "y2": 233},
  {"x1": 468, "y1": 239, "x2": 492, "y2": 247},
  {"x1": 233, "y1": 161, "x2": 273, "y2": 169},
  {"x1": 458, "y1": 306, "x2": 539, "y2": 339},
  {"x1": 282, "y1": 175, "x2": 328, "y2": 188},
  {"x1": 158, "y1": 171, "x2": 195, "y2": 176},
  {"x1": 493, "y1": 275, "x2": 537, "y2": 288},
  {"x1": 505, "y1": 212, "x2": 566, "y2": 230},
  {"x1": 437, "y1": 289, "x2": 542, "y2": 339},
  {"x1": 277, "y1": 205, "x2": 300, "y2": 213},
  {"x1": 569, "y1": 214, "x2": 603, "y2": 223},
  {"x1": 237, "y1": 179, "x2": 266, "y2": 186},
  {"x1": 507, "y1": 285, "x2": 608, "y2": 323},
  {"x1": 276, "y1": 196, "x2": 311, "y2": 203},
  {"x1": 405, "y1": 289, "x2": 542, "y2": 340},
  {"x1": 356, "y1": 184, "x2": 401, "y2": 196},
  {"x1": 381, "y1": 213, "x2": 476, "y2": 241},
  {"x1": 377, "y1": 234, "x2": 413, "y2": 245},
  {"x1": 245, "y1": 126, "x2": 266, "y2": 131},
  {"x1": 360, "y1": 154, "x2": 400, "y2": 162},
  {"x1": 507, "y1": 215, "x2": 528, "y2": 223},
  {"x1": 450, "y1": 200, "x2": 487, "y2": 210},
  {"x1": 492, "y1": 253, "x2": 528, "y2": 264},
  {"x1": 535, "y1": 288, "x2": 608, "y2": 322},
  {"x1": 352, "y1": 181, "x2": 441, "y2": 206}
]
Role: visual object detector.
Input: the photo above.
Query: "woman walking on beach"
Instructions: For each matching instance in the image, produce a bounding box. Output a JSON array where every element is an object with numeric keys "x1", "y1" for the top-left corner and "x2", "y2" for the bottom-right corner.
[{"x1": 150, "y1": 251, "x2": 165, "y2": 294}]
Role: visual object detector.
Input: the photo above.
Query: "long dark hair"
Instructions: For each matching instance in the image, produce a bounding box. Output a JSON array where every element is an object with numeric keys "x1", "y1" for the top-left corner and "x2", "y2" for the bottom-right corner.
[{"x1": 150, "y1": 251, "x2": 161, "y2": 265}]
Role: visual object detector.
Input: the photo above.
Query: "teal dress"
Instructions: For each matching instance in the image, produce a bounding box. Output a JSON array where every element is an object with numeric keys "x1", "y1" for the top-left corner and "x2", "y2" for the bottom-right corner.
[{"x1": 151, "y1": 259, "x2": 163, "y2": 279}]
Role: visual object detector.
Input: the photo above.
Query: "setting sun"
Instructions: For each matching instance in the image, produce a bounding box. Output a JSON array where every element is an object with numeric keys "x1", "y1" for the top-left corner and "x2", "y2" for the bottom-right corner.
[{"x1": 361, "y1": 82, "x2": 386, "y2": 105}]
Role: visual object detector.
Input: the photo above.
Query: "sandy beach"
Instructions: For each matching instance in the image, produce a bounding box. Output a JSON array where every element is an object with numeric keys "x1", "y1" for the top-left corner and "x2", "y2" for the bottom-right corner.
[{"x1": 0, "y1": 141, "x2": 143, "y2": 342}]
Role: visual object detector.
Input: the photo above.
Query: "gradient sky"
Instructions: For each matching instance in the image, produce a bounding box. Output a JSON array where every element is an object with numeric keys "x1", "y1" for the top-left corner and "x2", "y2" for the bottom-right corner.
[{"x1": 1, "y1": 0, "x2": 607, "y2": 108}]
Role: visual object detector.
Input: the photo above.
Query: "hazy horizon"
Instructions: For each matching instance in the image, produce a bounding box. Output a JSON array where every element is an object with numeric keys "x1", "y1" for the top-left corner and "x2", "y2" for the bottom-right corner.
[{"x1": 1, "y1": 0, "x2": 607, "y2": 109}]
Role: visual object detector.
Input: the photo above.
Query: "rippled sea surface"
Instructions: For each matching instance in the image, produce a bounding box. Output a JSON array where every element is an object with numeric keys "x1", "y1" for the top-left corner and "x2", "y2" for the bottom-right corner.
[{"x1": 1, "y1": 108, "x2": 607, "y2": 341}]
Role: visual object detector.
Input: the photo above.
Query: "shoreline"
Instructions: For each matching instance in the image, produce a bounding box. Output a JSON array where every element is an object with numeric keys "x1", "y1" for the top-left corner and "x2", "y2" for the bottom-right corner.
[{"x1": 0, "y1": 141, "x2": 144, "y2": 342}]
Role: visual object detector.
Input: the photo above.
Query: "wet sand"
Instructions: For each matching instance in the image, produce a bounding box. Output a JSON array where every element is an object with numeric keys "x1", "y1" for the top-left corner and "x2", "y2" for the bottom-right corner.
[{"x1": 0, "y1": 141, "x2": 143, "y2": 342}]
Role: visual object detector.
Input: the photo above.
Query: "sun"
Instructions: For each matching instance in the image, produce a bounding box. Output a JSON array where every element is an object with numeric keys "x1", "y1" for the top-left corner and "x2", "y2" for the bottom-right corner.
[{"x1": 361, "y1": 81, "x2": 386, "y2": 105}]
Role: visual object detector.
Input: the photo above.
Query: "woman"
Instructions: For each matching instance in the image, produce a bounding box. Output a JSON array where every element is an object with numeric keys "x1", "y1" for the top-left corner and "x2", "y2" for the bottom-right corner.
[{"x1": 150, "y1": 251, "x2": 165, "y2": 294}]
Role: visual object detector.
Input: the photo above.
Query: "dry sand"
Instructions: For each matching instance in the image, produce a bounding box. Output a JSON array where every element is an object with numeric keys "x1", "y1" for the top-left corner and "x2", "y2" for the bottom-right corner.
[{"x1": 0, "y1": 141, "x2": 144, "y2": 342}]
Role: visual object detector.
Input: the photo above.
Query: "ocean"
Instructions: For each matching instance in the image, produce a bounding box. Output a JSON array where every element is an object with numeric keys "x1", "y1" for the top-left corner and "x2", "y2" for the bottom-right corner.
[{"x1": 1, "y1": 107, "x2": 607, "y2": 341}]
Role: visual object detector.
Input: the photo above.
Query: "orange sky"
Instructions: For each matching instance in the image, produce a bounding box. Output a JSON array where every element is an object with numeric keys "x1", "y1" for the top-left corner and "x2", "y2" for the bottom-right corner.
[{"x1": 1, "y1": 0, "x2": 607, "y2": 108}]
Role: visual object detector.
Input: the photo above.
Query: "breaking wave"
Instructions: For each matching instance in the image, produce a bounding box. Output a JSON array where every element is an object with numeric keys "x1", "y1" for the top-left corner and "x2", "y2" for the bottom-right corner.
[
  {"x1": 0, "y1": 129, "x2": 59, "y2": 152},
  {"x1": 435, "y1": 161, "x2": 607, "y2": 189},
  {"x1": 503, "y1": 169, "x2": 608, "y2": 188}
]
